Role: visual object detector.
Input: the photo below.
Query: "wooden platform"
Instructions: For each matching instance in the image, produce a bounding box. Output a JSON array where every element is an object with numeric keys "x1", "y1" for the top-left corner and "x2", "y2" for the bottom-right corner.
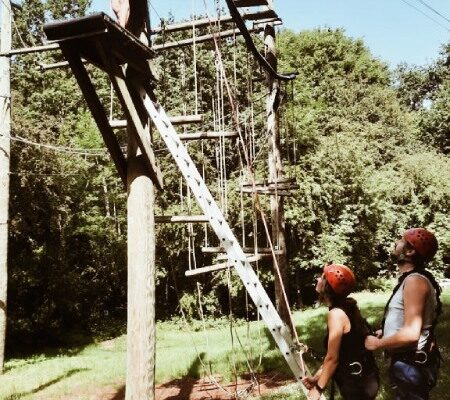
[
  {"x1": 44, "y1": 12, "x2": 156, "y2": 80},
  {"x1": 43, "y1": 13, "x2": 162, "y2": 188}
]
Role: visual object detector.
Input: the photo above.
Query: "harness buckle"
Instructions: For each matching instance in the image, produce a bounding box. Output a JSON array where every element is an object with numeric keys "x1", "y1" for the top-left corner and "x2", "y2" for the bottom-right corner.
[
  {"x1": 349, "y1": 361, "x2": 363, "y2": 376},
  {"x1": 414, "y1": 350, "x2": 428, "y2": 364}
]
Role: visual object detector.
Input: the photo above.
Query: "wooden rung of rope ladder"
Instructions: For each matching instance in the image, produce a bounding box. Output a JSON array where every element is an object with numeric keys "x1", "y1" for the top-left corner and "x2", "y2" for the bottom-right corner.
[
  {"x1": 155, "y1": 215, "x2": 209, "y2": 223},
  {"x1": 178, "y1": 131, "x2": 238, "y2": 140},
  {"x1": 202, "y1": 246, "x2": 283, "y2": 255},
  {"x1": 215, "y1": 253, "x2": 274, "y2": 261},
  {"x1": 185, "y1": 255, "x2": 262, "y2": 277},
  {"x1": 109, "y1": 115, "x2": 203, "y2": 129},
  {"x1": 240, "y1": 187, "x2": 295, "y2": 196},
  {"x1": 240, "y1": 179, "x2": 299, "y2": 196}
]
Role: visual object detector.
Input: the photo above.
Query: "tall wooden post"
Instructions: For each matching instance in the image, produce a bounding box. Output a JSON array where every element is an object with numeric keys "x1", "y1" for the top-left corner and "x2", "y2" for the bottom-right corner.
[
  {"x1": 0, "y1": 0, "x2": 11, "y2": 373},
  {"x1": 264, "y1": 24, "x2": 291, "y2": 331},
  {"x1": 126, "y1": 126, "x2": 156, "y2": 400}
]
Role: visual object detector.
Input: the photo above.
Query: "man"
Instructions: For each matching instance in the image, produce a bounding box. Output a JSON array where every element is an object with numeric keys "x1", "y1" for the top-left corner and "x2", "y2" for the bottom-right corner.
[
  {"x1": 365, "y1": 228, "x2": 441, "y2": 400},
  {"x1": 111, "y1": 0, "x2": 147, "y2": 36}
]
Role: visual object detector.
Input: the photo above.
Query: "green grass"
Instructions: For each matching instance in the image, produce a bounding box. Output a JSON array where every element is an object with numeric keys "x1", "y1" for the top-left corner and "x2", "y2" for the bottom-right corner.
[{"x1": 0, "y1": 288, "x2": 448, "y2": 399}]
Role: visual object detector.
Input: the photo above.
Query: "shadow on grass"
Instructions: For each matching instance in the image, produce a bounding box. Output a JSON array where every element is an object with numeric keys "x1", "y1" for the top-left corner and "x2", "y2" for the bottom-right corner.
[
  {"x1": 4, "y1": 343, "x2": 92, "y2": 374},
  {"x1": 4, "y1": 367, "x2": 90, "y2": 400}
]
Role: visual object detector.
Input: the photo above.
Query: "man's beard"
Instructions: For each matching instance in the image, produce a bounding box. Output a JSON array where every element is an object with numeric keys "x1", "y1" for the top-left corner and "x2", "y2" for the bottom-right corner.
[{"x1": 390, "y1": 251, "x2": 407, "y2": 264}]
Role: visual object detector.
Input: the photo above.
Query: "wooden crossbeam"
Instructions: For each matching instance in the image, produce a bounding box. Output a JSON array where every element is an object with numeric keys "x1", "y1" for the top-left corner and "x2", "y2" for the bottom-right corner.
[
  {"x1": 216, "y1": 253, "x2": 272, "y2": 260},
  {"x1": 151, "y1": 15, "x2": 234, "y2": 34},
  {"x1": 234, "y1": 0, "x2": 272, "y2": 7},
  {"x1": 150, "y1": 10, "x2": 277, "y2": 34},
  {"x1": 0, "y1": 43, "x2": 59, "y2": 57},
  {"x1": 152, "y1": 26, "x2": 263, "y2": 51},
  {"x1": 241, "y1": 187, "x2": 294, "y2": 196},
  {"x1": 185, "y1": 255, "x2": 262, "y2": 277},
  {"x1": 242, "y1": 8, "x2": 278, "y2": 20},
  {"x1": 241, "y1": 177, "x2": 296, "y2": 186},
  {"x1": 110, "y1": 115, "x2": 203, "y2": 129},
  {"x1": 99, "y1": 46, "x2": 163, "y2": 189},
  {"x1": 178, "y1": 131, "x2": 238, "y2": 140},
  {"x1": 202, "y1": 246, "x2": 282, "y2": 254},
  {"x1": 155, "y1": 215, "x2": 209, "y2": 223},
  {"x1": 240, "y1": 179, "x2": 299, "y2": 195},
  {"x1": 59, "y1": 47, "x2": 127, "y2": 185}
]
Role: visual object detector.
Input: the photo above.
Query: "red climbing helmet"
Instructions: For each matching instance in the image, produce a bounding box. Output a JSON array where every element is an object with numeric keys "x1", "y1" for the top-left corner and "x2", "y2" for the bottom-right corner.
[
  {"x1": 403, "y1": 228, "x2": 438, "y2": 262},
  {"x1": 323, "y1": 264, "x2": 356, "y2": 297}
]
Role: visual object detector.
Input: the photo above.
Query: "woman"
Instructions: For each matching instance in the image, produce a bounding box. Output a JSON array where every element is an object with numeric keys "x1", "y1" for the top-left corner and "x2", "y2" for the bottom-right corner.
[{"x1": 302, "y1": 264, "x2": 379, "y2": 400}]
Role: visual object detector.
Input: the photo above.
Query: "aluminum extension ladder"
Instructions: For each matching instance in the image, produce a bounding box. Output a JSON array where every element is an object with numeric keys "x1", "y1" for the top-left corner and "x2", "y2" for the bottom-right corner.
[{"x1": 144, "y1": 98, "x2": 325, "y2": 400}]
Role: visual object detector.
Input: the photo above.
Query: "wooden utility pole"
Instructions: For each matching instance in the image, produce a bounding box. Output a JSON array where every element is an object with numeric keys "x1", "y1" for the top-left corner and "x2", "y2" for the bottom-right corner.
[
  {"x1": 126, "y1": 128, "x2": 156, "y2": 400},
  {"x1": 0, "y1": 0, "x2": 11, "y2": 374},
  {"x1": 264, "y1": 23, "x2": 291, "y2": 331}
]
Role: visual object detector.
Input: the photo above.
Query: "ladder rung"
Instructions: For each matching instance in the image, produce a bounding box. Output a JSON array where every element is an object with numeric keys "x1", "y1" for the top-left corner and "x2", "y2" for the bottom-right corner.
[
  {"x1": 240, "y1": 187, "x2": 296, "y2": 196},
  {"x1": 155, "y1": 215, "x2": 209, "y2": 223},
  {"x1": 109, "y1": 115, "x2": 203, "y2": 129},
  {"x1": 185, "y1": 262, "x2": 229, "y2": 276},
  {"x1": 216, "y1": 253, "x2": 272, "y2": 261},
  {"x1": 242, "y1": 178, "x2": 296, "y2": 186},
  {"x1": 234, "y1": 0, "x2": 271, "y2": 7},
  {"x1": 202, "y1": 246, "x2": 283, "y2": 254},
  {"x1": 185, "y1": 255, "x2": 262, "y2": 277},
  {"x1": 243, "y1": 9, "x2": 278, "y2": 20},
  {"x1": 178, "y1": 131, "x2": 238, "y2": 140},
  {"x1": 253, "y1": 18, "x2": 282, "y2": 27}
]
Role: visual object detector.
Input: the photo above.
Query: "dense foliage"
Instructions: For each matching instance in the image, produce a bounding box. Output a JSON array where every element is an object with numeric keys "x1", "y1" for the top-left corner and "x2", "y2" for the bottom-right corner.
[{"x1": 5, "y1": 1, "x2": 450, "y2": 350}]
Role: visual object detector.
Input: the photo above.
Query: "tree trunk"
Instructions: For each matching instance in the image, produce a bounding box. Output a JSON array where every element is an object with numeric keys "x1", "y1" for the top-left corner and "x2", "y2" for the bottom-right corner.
[
  {"x1": 0, "y1": 0, "x2": 11, "y2": 374},
  {"x1": 264, "y1": 24, "x2": 292, "y2": 331},
  {"x1": 125, "y1": 122, "x2": 155, "y2": 400}
]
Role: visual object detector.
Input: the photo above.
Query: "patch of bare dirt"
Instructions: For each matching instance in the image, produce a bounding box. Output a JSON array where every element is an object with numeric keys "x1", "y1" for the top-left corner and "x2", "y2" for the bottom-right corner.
[{"x1": 53, "y1": 373, "x2": 294, "y2": 400}]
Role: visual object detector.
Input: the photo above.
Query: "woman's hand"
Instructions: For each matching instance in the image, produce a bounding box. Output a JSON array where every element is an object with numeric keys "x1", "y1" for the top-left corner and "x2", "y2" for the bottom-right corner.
[
  {"x1": 307, "y1": 386, "x2": 322, "y2": 400},
  {"x1": 301, "y1": 375, "x2": 318, "y2": 390},
  {"x1": 365, "y1": 335, "x2": 381, "y2": 350}
]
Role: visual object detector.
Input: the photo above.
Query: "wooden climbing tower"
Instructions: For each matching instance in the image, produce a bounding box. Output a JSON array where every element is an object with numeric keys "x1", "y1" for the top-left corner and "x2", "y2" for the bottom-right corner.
[{"x1": 43, "y1": 3, "x2": 320, "y2": 399}]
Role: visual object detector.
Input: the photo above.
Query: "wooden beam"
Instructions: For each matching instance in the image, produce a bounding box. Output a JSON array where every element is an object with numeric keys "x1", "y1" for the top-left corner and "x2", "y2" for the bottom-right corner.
[
  {"x1": 234, "y1": 0, "x2": 271, "y2": 6},
  {"x1": 216, "y1": 253, "x2": 272, "y2": 260},
  {"x1": 170, "y1": 115, "x2": 203, "y2": 125},
  {"x1": 152, "y1": 26, "x2": 263, "y2": 51},
  {"x1": 185, "y1": 262, "x2": 229, "y2": 276},
  {"x1": 202, "y1": 246, "x2": 282, "y2": 254},
  {"x1": 178, "y1": 131, "x2": 238, "y2": 140},
  {"x1": 151, "y1": 15, "x2": 233, "y2": 34},
  {"x1": 185, "y1": 255, "x2": 262, "y2": 277},
  {"x1": 60, "y1": 47, "x2": 127, "y2": 185},
  {"x1": 0, "y1": 43, "x2": 59, "y2": 57},
  {"x1": 150, "y1": 10, "x2": 278, "y2": 34},
  {"x1": 241, "y1": 177, "x2": 296, "y2": 186},
  {"x1": 242, "y1": 9, "x2": 278, "y2": 21},
  {"x1": 101, "y1": 49, "x2": 163, "y2": 189},
  {"x1": 126, "y1": 122, "x2": 156, "y2": 400},
  {"x1": 155, "y1": 215, "x2": 209, "y2": 223},
  {"x1": 240, "y1": 187, "x2": 294, "y2": 196},
  {"x1": 39, "y1": 59, "x2": 87, "y2": 71},
  {"x1": 110, "y1": 115, "x2": 203, "y2": 129}
]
